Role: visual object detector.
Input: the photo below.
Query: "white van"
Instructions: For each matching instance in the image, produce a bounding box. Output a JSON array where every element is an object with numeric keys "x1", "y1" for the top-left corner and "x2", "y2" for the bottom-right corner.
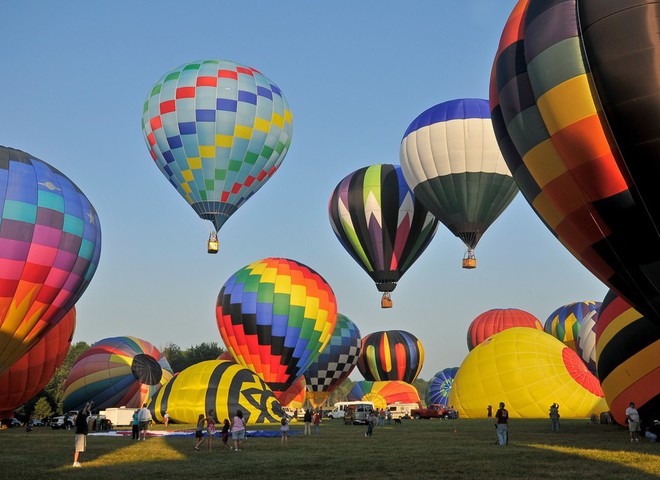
[
  {"x1": 387, "y1": 402, "x2": 419, "y2": 420},
  {"x1": 328, "y1": 401, "x2": 375, "y2": 420}
]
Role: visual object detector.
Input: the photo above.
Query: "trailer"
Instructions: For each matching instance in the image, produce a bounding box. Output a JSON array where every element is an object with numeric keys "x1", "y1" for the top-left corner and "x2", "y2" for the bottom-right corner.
[{"x1": 99, "y1": 407, "x2": 136, "y2": 426}]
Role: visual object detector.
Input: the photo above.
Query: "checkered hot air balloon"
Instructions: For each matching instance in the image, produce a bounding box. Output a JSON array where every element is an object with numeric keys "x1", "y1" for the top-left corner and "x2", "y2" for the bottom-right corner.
[
  {"x1": 328, "y1": 164, "x2": 438, "y2": 307},
  {"x1": 0, "y1": 146, "x2": 101, "y2": 375},
  {"x1": 141, "y1": 60, "x2": 292, "y2": 253},
  {"x1": 216, "y1": 258, "x2": 338, "y2": 404},
  {"x1": 304, "y1": 313, "x2": 362, "y2": 408}
]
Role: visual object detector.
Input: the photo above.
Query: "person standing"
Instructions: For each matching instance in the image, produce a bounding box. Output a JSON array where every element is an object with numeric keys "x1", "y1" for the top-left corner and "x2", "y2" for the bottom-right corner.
[
  {"x1": 137, "y1": 403, "x2": 152, "y2": 441},
  {"x1": 163, "y1": 411, "x2": 170, "y2": 427},
  {"x1": 495, "y1": 402, "x2": 509, "y2": 446},
  {"x1": 549, "y1": 403, "x2": 560, "y2": 432},
  {"x1": 206, "y1": 409, "x2": 216, "y2": 451},
  {"x1": 72, "y1": 401, "x2": 93, "y2": 467},
  {"x1": 303, "y1": 409, "x2": 312, "y2": 435},
  {"x1": 626, "y1": 402, "x2": 641, "y2": 442},
  {"x1": 232, "y1": 409, "x2": 246, "y2": 451},
  {"x1": 487, "y1": 405, "x2": 492, "y2": 419},
  {"x1": 131, "y1": 409, "x2": 139, "y2": 440},
  {"x1": 194, "y1": 414, "x2": 206, "y2": 451},
  {"x1": 280, "y1": 416, "x2": 290, "y2": 446},
  {"x1": 313, "y1": 410, "x2": 321, "y2": 435},
  {"x1": 221, "y1": 419, "x2": 231, "y2": 449}
]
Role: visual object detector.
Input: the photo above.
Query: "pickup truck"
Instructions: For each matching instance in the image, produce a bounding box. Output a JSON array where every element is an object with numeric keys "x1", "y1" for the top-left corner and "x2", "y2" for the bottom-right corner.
[{"x1": 410, "y1": 404, "x2": 450, "y2": 420}]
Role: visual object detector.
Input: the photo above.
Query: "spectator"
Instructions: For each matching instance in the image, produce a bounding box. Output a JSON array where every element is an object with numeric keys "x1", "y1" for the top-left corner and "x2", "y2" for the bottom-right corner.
[
  {"x1": 232, "y1": 410, "x2": 246, "y2": 451},
  {"x1": 495, "y1": 402, "x2": 509, "y2": 446},
  {"x1": 313, "y1": 410, "x2": 321, "y2": 435},
  {"x1": 303, "y1": 409, "x2": 312, "y2": 436},
  {"x1": 131, "y1": 410, "x2": 139, "y2": 440},
  {"x1": 549, "y1": 403, "x2": 560, "y2": 432},
  {"x1": 137, "y1": 403, "x2": 152, "y2": 441},
  {"x1": 625, "y1": 402, "x2": 641, "y2": 442},
  {"x1": 644, "y1": 420, "x2": 659, "y2": 443},
  {"x1": 72, "y1": 401, "x2": 93, "y2": 467}
]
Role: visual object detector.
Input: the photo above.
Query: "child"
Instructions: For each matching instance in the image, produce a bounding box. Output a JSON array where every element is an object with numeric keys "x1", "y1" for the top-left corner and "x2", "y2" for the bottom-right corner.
[
  {"x1": 206, "y1": 409, "x2": 216, "y2": 452},
  {"x1": 281, "y1": 416, "x2": 290, "y2": 446},
  {"x1": 194, "y1": 414, "x2": 205, "y2": 451},
  {"x1": 221, "y1": 419, "x2": 231, "y2": 449}
]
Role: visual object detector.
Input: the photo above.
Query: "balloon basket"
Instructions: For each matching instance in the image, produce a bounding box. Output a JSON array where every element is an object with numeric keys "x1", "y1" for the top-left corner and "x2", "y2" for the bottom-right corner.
[
  {"x1": 381, "y1": 294, "x2": 393, "y2": 309},
  {"x1": 462, "y1": 258, "x2": 476, "y2": 269},
  {"x1": 207, "y1": 232, "x2": 219, "y2": 254}
]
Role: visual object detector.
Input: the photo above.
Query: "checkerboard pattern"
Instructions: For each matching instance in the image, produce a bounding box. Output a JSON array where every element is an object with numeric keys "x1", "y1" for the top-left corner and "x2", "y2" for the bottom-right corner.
[
  {"x1": 141, "y1": 60, "x2": 293, "y2": 232},
  {"x1": 0, "y1": 146, "x2": 102, "y2": 374}
]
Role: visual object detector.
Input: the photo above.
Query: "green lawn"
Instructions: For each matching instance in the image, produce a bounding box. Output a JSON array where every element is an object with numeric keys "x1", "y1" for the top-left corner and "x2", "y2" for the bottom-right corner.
[{"x1": 2, "y1": 418, "x2": 659, "y2": 479}]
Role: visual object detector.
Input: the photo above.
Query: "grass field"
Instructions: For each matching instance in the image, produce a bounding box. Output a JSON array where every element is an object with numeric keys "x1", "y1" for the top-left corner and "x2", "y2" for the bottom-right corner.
[{"x1": 1, "y1": 418, "x2": 659, "y2": 479}]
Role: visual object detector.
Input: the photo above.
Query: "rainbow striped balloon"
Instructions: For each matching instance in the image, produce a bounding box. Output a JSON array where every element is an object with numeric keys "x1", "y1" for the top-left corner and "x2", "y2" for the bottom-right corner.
[
  {"x1": 216, "y1": 258, "x2": 337, "y2": 401},
  {"x1": 347, "y1": 380, "x2": 420, "y2": 410}
]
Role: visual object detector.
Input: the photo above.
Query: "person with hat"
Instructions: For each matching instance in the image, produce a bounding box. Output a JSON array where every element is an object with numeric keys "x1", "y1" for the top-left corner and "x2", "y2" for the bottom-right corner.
[{"x1": 625, "y1": 402, "x2": 641, "y2": 442}]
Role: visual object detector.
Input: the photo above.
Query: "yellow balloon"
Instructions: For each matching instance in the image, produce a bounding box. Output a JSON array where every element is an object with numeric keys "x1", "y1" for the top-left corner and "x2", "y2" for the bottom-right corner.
[
  {"x1": 149, "y1": 360, "x2": 283, "y2": 425},
  {"x1": 449, "y1": 328, "x2": 606, "y2": 418}
]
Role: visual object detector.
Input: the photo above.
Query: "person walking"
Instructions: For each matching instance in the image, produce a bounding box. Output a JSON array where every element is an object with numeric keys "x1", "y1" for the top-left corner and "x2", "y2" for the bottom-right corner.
[
  {"x1": 131, "y1": 409, "x2": 139, "y2": 440},
  {"x1": 72, "y1": 401, "x2": 93, "y2": 467},
  {"x1": 626, "y1": 402, "x2": 641, "y2": 442},
  {"x1": 232, "y1": 410, "x2": 246, "y2": 451},
  {"x1": 137, "y1": 403, "x2": 152, "y2": 441},
  {"x1": 549, "y1": 403, "x2": 560, "y2": 432},
  {"x1": 303, "y1": 409, "x2": 312, "y2": 436},
  {"x1": 495, "y1": 402, "x2": 509, "y2": 446}
]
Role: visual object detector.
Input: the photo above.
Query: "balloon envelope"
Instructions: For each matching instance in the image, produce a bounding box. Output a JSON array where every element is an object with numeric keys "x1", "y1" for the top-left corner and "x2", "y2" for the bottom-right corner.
[
  {"x1": 467, "y1": 308, "x2": 542, "y2": 351},
  {"x1": 426, "y1": 367, "x2": 459, "y2": 407},
  {"x1": 142, "y1": 60, "x2": 292, "y2": 234},
  {"x1": 0, "y1": 146, "x2": 101, "y2": 374},
  {"x1": 356, "y1": 330, "x2": 424, "y2": 384},
  {"x1": 216, "y1": 257, "x2": 338, "y2": 402},
  {"x1": 544, "y1": 302, "x2": 601, "y2": 353},
  {"x1": 328, "y1": 163, "x2": 438, "y2": 294},
  {"x1": 347, "y1": 381, "x2": 420, "y2": 410}
]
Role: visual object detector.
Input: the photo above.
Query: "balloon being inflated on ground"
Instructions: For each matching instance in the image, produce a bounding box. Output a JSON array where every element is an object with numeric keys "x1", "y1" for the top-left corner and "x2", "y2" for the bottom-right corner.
[
  {"x1": 544, "y1": 301, "x2": 601, "y2": 353},
  {"x1": 347, "y1": 381, "x2": 420, "y2": 410},
  {"x1": 63, "y1": 336, "x2": 173, "y2": 411},
  {"x1": 426, "y1": 367, "x2": 458, "y2": 407},
  {"x1": 449, "y1": 328, "x2": 607, "y2": 418},
  {"x1": 0, "y1": 146, "x2": 102, "y2": 375}
]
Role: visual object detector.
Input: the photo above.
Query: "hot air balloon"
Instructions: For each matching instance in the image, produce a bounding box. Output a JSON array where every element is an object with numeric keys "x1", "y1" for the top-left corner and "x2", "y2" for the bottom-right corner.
[
  {"x1": 0, "y1": 308, "x2": 75, "y2": 419},
  {"x1": 63, "y1": 336, "x2": 173, "y2": 411},
  {"x1": 467, "y1": 308, "x2": 543, "y2": 351},
  {"x1": 356, "y1": 330, "x2": 424, "y2": 384},
  {"x1": 596, "y1": 291, "x2": 660, "y2": 425},
  {"x1": 491, "y1": 0, "x2": 660, "y2": 327},
  {"x1": 216, "y1": 257, "x2": 338, "y2": 403},
  {"x1": 149, "y1": 360, "x2": 284, "y2": 425},
  {"x1": 544, "y1": 302, "x2": 601, "y2": 353},
  {"x1": 279, "y1": 376, "x2": 306, "y2": 409},
  {"x1": 426, "y1": 367, "x2": 458, "y2": 407},
  {"x1": 347, "y1": 381, "x2": 420, "y2": 410},
  {"x1": 449, "y1": 328, "x2": 607, "y2": 418},
  {"x1": 576, "y1": 312, "x2": 598, "y2": 376},
  {"x1": 0, "y1": 146, "x2": 102, "y2": 375},
  {"x1": 328, "y1": 164, "x2": 438, "y2": 307},
  {"x1": 400, "y1": 98, "x2": 518, "y2": 268},
  {"x1": 141, "y1": 60, "x2": 292, "y2": 253},
  {"x1": 304, "y1": 313, "x2": 362, "y2": 408}
]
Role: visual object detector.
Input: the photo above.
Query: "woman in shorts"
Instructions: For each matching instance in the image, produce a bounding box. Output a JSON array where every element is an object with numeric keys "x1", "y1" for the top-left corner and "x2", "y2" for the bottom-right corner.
[{"x1": 232, "y1": 410, "x2": 246, "y2": 451}]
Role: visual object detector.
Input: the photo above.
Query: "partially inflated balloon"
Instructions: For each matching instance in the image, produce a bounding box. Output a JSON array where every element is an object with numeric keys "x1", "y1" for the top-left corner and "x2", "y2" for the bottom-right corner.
[
  {"x1": 0, "y1": 146, "x2": 101, "y2": 374},
  {"x1": 400, "y1": 99, "x2": 518, "y2": 266},
  {"x1": 576, "y1": 311, "x2": 599, "y2": 376},
  {"x1": 142, "y1": 60, "x2": 292, "y2": 242},
  {"x1": 467, "y1": 308, "x2": 542, "y2": 351},
  {"x1": 491, "y1": 0, "x2": 660, "y2": 326},
  {"x1": 356, "y1": 330, "x2": 424, "y2": 384},
  {"x1": 596, "y1": 291, "x2": 660, "y2": 424},
  {"x1": 63, "y1": 336, "x2": 173, "y2": 411},
  {"x1": 280, "y1": 376, "x2": 306, "y2": 409},
  {"x1": 0, "y1": 308, "x2": 75, "y2": 418},
  {"x1": 149, "y1": 360, "x2": 283, "y2": 425},
  {"x1": 426, "y1": 367, "x2": 458, "y2": 407},
  {"x1": 449, "y1": 328, "x2": 606, "y2": 418},
  {"x1": 216, "y1": 258, "x2": 337, "y2": 402},
  {"x1": 328, "y1": 164, "x2": 438, "y2": 304},
  {"x1": 347, "y1": 381, "x2": 420, "y2": 409},
  {"x1": 544, "y1": 302, "x2": 601, "y2": 352},
  {"x1": 304, "y1": 313, "x2": 361, "y2": 408}
]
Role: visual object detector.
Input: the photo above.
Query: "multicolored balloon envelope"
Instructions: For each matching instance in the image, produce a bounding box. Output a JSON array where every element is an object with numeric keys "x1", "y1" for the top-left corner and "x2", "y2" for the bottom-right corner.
[
  {"x1": 347, "y1": 381, "x2": 420, "y2": 409},
  {"x1": 426, "y1": 367, "x2": 459, "y2": 407},
  {"x1": 216, "y1": 258, "x2": 338, "y2": 403},
  {"x1": 356, "y1": 330, "x2": 424, "y2": 384},
  {"x1": 304, "y1": 313, "x2": 361, "y2": 408},
  {"x1": 150, "y1": 360, "x2": 283, "y2": 425},
  {"x1": 467, "y1": 308, "x2": 543, "y2": 351},
  {"x1": 279, "y1": 376, "x2": 306, "y2": 409},
  {"x1": 576, "y1": 310, "x2": 599, "y2": 376},
  {"x1": 491, "y1": 0, "x2": 660, "y2": 327},
  {"x1": 596, "y1": 291, "x2": 660, "y2": 425},
  {"x1": 0, "y1": 146, "x2": 101, "y2": 375},
  {"x1": 0, "y1": 308, "x2": 76, "y2": 418},
  {"x1": 328, "y1": 164, "x2": 438, "y2": 304},
  {"x1": 63, "y1": 336, "x2": 173, "y2": 411},
  {"x1": 400, "y1": 98, "x2": 518, "y2": 265},
  {"x1": 141, "y1": 60, "x2": 292, "y2": 242},
  {"x1": 449, "y1": 328, "x2": 607, "y2": 418},
  {"x1": 544, "y1": 302, "x2": 601, "y2": 353}
]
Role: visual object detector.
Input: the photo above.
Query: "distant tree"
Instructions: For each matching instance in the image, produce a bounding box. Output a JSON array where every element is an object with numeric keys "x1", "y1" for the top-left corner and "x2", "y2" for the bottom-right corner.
[
  {"x1": 413, "y1": 378, "x2": 429, "y2": 406},
  {"x1": 161, "y1": 342, "x2": 225, "y2": 373},
  {"x1": 161, "y1": 343, "x2": 185, "y2": 373},
  {"x1": 33, "y1": 397, "x2": 53, "y2": 420},
  {"x1": 327, "y1": 379, "x2": 356, "y2": 405},
  {"x1": 44, "y1": 341, "x2": 90, "y2": 414}
]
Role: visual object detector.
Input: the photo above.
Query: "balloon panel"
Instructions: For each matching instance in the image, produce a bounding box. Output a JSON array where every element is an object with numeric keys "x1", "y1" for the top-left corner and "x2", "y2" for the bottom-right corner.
[
  {"x1": 467, "y1": 308, "x2": 542, "y2": 351},
  {"x1": 356, "y1": 330, "x2": 424, "y2": 383},
  {"x1": 427, "y1": 367, "x2": 458, "y2": 406},
  {"x1": 347, "y1": 381, "x2": 420, "y2": 410},
  {"x1": 544, "y1": 302, "x2": 601, "y2": 352}
]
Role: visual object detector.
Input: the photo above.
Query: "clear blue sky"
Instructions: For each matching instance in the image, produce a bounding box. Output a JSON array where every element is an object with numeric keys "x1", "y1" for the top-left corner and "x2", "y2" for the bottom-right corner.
[{"x1": 0, "y1": 1, "x2": 607, "y2": 380}]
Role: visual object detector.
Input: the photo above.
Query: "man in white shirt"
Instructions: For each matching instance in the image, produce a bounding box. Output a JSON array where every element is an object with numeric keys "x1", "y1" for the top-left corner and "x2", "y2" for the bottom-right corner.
[
  {"x1": 625, "y1": 402, "x2": 641, "y2": 442},
  {"x1": 137, "y1": 404, "x2": 152, "y2": 441}
]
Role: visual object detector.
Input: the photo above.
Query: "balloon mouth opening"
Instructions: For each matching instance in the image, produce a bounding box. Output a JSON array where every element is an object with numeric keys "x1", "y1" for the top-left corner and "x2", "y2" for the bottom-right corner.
[
  {"x1": 376, "y1": 283, "x2": 396, "y2": 293},
  {"x1": 131, "y1": 354, "x2": 163, "y2": 385}
]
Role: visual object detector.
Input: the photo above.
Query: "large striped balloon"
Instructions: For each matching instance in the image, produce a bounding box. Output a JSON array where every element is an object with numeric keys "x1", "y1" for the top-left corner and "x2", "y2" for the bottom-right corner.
[
  {"x1": 216, "y1": 258, "x2": 337, "y2": 402},
  {"x1": 596, "y1": 291, "x2": 660, "y2": 425},
  {"x1": 426, "y1": 367, "x2": 459, "y2": 407},
  {"x1": 149, "y1": 360, "x2": 283, "y2": 425},
  {"x1": 356, "y1": 330, "x2": 424, "y2": 384},
  {"x1": 400, "y1": 98, "x2": 518, "y2": 261},
  {"x1": 304, "y1": 313, "x2": 361, "y2": 408},
  {"x1": 0, "y1": 308, "x2": 75, "y2": 418},
  {"x1": 0, "y1": 146, "x2": 101, "y2": 375},
  {"x1": 467, "y1": 308, "x2": 543, "y2": 351},
  {"x1": 347, "y1": 380, "x2": 420, "y2": 410},
  {"x1": 544, "y1": 302, "x2": 601, "y2": 353},
  {"x1": 328, "y1": 164, "x2": 438, "y2": 298},
  {"x1": 491, "y1": 0, "x2": 660, "y2": 327},
  {"x1": 142, "y1": 60, "x2": 292, "y2": 238},
  {"x1": 63, "y1": 336, "x2": 173, "y2": 411}
]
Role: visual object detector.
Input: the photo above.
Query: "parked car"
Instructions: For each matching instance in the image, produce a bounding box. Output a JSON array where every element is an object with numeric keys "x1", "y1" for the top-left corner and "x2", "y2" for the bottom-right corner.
[
  {"x1": 343, "y1": 403, "x2": 374, "y2": 425},
  {"x1": 410, "y1": 404, "x2": 451, "y2": 420},
  {"x1": 10, "y1": 418, "x2": 21, "y2": 427},
  {"x1": 51, "y1": 411, "x2": 78, "y2": 430},
  {"x1": 30, "y1": 419, "x2": 44, "y2": 427}
]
